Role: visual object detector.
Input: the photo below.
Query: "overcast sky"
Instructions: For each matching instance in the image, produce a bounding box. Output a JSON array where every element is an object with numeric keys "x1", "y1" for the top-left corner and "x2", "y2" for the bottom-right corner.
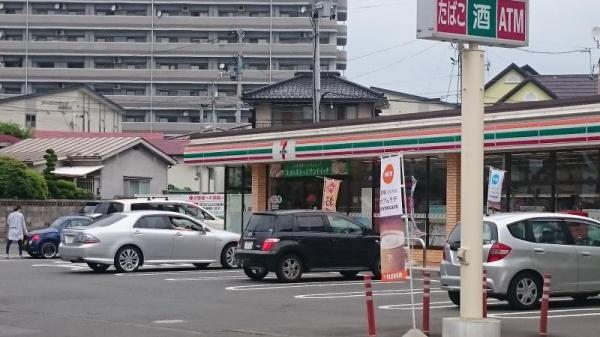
[{"x1": 345, "y1": 0, "x2": 600, "y2": 102}]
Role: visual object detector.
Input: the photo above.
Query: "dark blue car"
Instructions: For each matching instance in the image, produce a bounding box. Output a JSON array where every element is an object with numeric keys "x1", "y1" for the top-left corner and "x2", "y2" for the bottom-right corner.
[{"x1": 25, "y1": 216, "x2": 93, "y2": 259}]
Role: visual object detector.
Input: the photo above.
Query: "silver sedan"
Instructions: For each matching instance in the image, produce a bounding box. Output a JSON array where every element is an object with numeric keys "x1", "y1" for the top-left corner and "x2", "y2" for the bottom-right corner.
[{"x1": 59, "y1": 211, "x2": 240, "y2": 272}]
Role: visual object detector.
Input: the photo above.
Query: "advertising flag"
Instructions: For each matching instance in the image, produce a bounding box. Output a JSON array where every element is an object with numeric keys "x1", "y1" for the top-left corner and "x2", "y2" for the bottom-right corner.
[
  {"x1": 322, "y1": 178, "x2": 341, "y2": 211},
  {"x1": 487, "y1": 167, "x2": 505, "y2": 210}
]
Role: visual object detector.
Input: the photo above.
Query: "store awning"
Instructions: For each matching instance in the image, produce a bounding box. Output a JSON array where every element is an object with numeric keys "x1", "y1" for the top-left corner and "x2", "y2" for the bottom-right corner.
[{"x1": 52, "y1": 166, "x2": 103, "y2": 178}]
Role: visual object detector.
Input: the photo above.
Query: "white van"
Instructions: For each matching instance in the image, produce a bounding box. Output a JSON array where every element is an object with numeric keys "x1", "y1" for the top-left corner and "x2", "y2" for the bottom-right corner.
[{"x1": 81, "y1": 198, "x2": 225, "y2": 229}]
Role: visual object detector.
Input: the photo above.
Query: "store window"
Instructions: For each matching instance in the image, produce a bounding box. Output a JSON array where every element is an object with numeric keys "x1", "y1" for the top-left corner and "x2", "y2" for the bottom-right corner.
[
  {"x1": 555, "y1": 150, "x2": 600, "y2": 211},
  {"x1": 225, "y1": 166, "x2": 251, "y2": 233},
  {"x1": 510, "y1": 152, "x2": 553, "y2": 212}
]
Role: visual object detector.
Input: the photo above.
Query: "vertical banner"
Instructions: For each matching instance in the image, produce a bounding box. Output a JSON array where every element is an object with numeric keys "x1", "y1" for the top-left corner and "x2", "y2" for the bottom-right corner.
[
  {"x1": 379, "y1": 155, "x2": 408, "y2": 282},
  {"x1": 487, "y1": 167, "x2": 505, "y2": 210},
  {"x1": 322, "y1": 178, "x2": 341, "y2": 211}
]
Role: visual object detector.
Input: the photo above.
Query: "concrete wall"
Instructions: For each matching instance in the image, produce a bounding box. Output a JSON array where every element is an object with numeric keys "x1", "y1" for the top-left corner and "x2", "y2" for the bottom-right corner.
[
  {"x1": 0, "y1": 199, "x2": 86, "y2": 238},
  {"x1": 168, "y1": 157, "x2": 225, "y2": 193},
  {"x1": 100, "y1": 146, "x2": 169, "y2": 198},
  {"x1": 0, "y1": 89, "x2": 122, "y2": 132},
  {"x1": 378, "y1": 92, "x2": 453, "y2": 116}
]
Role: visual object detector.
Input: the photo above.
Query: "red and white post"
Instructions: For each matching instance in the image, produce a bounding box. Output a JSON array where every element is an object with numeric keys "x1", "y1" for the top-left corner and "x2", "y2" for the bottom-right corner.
[
  {"x1": 364, "y1": 274, "x2": 377, "y2": 337},
  {"x1": 422, "y1": 272, "x2": 431, "y2": 336},
  {"x1": 482, "y1": 269, "x2": 488, "y2": 318},
  {"x1": 540, "y1": 273, "x2": 552, "y2": 337}
]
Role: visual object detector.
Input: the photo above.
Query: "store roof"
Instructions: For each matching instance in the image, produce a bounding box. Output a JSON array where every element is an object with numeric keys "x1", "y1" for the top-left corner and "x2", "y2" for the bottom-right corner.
[
  {"x1": 242, "y1": 71, "x2": 386, "y2": 104},
  {"x1": 0, "y1": 137, "x2": 176, "y2": 166}
]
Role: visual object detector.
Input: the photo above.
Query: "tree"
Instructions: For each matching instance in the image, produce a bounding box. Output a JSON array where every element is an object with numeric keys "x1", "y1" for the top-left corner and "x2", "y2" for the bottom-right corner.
[
  {"x1": 43, "y1": 148, "x2": 93, "y2": 200},
  {"x1": 0, "y1": 122, "x2": 33, "y2": 139},
  {"x1": 0, "y1": 156, "x2": 48, "y2": 199}
]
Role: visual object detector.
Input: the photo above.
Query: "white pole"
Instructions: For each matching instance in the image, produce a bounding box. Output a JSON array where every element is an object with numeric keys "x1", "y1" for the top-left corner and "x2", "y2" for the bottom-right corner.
[
  {"x1": 459, "y1": 43, "x2": 485, "y2": 319},
  {"x1": 24, "y1": 0, "x2": 29, "y2": 94},
  {"x1": 400, "y1": 154, "x2": 416, "y2": 330},
  {"x1": 150, "y1": 0, "x2": 155, "y2": 132}
]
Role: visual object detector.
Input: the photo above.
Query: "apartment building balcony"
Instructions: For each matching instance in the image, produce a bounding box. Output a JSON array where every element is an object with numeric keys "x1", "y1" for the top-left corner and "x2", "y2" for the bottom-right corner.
[
  {"x1": 0, "y1": 40, "x2": 341, "y2": 59},
  {"x1": 0, "y1": 67, "x2": 295, "y2": 84},
  {"x1": 0, "y1": 14, "x2": 339, "y2": 31},
  {"x1": 110, "y1": 95, "x2": 242, "y2": 110}
]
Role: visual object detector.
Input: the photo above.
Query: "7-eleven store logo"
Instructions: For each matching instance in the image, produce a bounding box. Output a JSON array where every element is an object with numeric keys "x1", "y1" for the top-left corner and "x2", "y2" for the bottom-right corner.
[{"x1": 273, "y1": 139, "x2": 296, "y2": 161}]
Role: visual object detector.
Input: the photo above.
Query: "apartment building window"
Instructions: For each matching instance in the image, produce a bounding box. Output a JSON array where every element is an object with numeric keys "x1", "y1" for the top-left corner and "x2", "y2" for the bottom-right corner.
[
  {"x1": 123, "y1": 115, "x2": 145, "y2": 122},
  {"x1": 124, "y1": 178, "x2": 150, "y2": 196},
  {"x1": 279, "y1": 32, "x2": 312, "y2": 44},
  {"x1": 158, "y1": 116, "x2": 177, "y2": 123},
  {"x1": 36, "y1": 61, "x2": 54, "y2": 68},
  {"x1": 25, "y1": 114, "x2": 36, "y2": 129},
  {"x1": 95, "y1": 4, "x2": 146, "y2": 16},
  {"x1": 67, "y1": 61, "x2": 84, "y2": 68},
  {"x1": 0, "y1": 83, "x2": 22, "y2": 94},
  {"x1": 32, "y1": 3, "x2": 85, "y2": 15},
  {"x1": 0, "y1": 3, "x2": 24, "y2": 14},
  {"x1": 0, "y1": 30, "x2": 23, "y2": 41},
  {"x1": 2, "y1": 56, "x2": 23, "y2": 67},
  {"x1": 279, "y1": 5, "x2": 309, "y2": 18}
]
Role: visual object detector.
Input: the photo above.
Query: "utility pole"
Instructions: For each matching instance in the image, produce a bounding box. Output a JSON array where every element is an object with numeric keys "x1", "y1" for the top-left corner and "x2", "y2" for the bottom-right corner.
[
  {"x1": 235, "y1": 29, "x2": 244, "y2": 125},
  {"x1": 310, "y1": 0, "x2": 335, "y2": 124},
  {"x1": 211, "y1": 82, "x2": 217, "y2": 132}
]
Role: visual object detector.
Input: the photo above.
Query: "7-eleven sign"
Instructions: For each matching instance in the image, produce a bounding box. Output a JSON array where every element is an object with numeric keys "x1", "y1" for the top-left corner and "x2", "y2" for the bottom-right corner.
[{"x1": 418, "y1": 0, "x2": 528, "y2": 47}]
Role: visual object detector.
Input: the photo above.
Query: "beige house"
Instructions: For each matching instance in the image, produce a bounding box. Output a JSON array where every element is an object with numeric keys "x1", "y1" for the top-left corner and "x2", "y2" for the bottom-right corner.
[
  {"x1": 0, "y1": 85, "x2": 124, "y2": 133},
  {"x1": 371, "y1": 87, "x2": 457, "y2": 115}
]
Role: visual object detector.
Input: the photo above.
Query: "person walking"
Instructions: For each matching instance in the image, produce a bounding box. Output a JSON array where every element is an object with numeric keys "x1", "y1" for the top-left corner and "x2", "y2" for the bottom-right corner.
[{"x1": 6, "y1": 206, "x2": 28, "y2": 259}]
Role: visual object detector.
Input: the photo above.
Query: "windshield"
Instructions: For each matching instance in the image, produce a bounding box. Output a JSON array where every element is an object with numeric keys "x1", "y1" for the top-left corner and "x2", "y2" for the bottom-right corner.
[
  {"x1": 448, "y1": 221, "x2": 498, "y2": 246},
  {"x1": 49, "y1": 218, "x2": 65, "y2": 228},
  {"x1": 81, "y1": 203, "x2": 100, "y2": 214},
  {"x1": 89, "y1": 214, "x2": 126, "y2": 227},
  {"x1": 245, "y1": 214, "x2": 276, "y2": 233}
]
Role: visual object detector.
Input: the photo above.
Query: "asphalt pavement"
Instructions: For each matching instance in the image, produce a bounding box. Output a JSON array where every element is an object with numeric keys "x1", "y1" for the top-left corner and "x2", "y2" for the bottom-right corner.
[{"x1": 1, "y1": 256, "x2": 599, "y2": 337}]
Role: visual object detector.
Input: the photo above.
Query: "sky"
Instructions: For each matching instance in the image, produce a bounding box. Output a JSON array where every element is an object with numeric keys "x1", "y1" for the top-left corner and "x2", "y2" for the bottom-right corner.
[{"x1": 345, "y1": 0, "x2": 600, "y2": 102}]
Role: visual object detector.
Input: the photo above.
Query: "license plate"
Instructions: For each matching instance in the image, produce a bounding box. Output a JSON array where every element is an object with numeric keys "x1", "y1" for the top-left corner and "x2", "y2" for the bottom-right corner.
[
  {"x1": 243, "y1": 241, "x2": 253, "y2": 250},
  {"x1": 65, "y1": 236, "x2": 74, "y2": 244}
]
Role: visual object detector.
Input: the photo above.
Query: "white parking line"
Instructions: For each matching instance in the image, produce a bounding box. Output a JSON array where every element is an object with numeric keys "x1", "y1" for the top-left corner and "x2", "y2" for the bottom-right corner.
[
  {"x1": 296, "y1": 289, "x2": 445, "y2": 299},
  {"x1": 226, "y1": 280, "x2": 408, "y2": 291},
  {"x1": 166, "y1": 275, "x2": 247, "y2": 281},
  {"x1": 379, "y1": 299, "x2": 502, "y2": 310},
  {"x1": 115, "y1": 269, "x2": 242, "y2": 277},
  {"x1": 490, "y1": 307, "x2": 600, "y2": 320},
  {"x1": 31, "y1": 263, "x2": 88, "y2": 270},
  {"x1": 151, "y1": 320, "x2": 187, "y2": 324}
]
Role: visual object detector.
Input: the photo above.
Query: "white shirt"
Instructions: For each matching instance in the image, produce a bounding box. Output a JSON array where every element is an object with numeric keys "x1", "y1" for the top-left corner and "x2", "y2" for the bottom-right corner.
[{"x1": 7, "y1": 211, "x2": 28, "y2": 241}]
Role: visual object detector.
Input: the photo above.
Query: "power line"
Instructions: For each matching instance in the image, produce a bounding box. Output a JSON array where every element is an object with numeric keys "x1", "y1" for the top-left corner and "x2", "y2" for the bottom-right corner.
[
  {"x1": 349, "y1": 43, "x2": 441, "y2": 80},
  {"x1": 515, "y1": 48, "x2": 590, "y2": 55},
  {"x1": 348, "y1": 40, "x2": 418, "y2": 62}
]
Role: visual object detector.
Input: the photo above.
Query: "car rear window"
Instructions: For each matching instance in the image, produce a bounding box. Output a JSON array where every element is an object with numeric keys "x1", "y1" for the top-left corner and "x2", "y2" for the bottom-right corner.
[
  {"x1": 89, "y1": 214, "x2": 126, "y2": 227},
  {"x1": 507, "y1": 221, "x2": 527, "y2": 240},
  {"x1": 448, "y1": 221, "x2": 498, "y2": 246},
  {"x1": 296, "y1": 216, "x2": 326, "y2": 232},
  {"x1": 246, "y1": 214, "x2": 275, "y2": 233}
]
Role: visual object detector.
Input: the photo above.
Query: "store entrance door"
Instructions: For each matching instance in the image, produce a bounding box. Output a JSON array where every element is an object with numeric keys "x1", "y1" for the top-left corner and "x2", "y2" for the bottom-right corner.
[{"x1": 270, "y1": 177, "x2": 325, "y2": 210}]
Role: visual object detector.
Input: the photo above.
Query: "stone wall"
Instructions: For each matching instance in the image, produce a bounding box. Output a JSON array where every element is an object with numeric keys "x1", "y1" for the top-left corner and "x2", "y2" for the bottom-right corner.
[{"x1": 0, "y1": 199, "x2": 87, "y2": 238}]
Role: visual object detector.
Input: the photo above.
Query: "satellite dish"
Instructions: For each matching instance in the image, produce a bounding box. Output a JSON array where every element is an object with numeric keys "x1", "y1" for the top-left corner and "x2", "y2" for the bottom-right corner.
[
  {"x1": 218, "y1": 63, "x2": 226, "y2": 70},
  {"x1": 592, "y1": 27, "x2": 600, "y2": 40}
]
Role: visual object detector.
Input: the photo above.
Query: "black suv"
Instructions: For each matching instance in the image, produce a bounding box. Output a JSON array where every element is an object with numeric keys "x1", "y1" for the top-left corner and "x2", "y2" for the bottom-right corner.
[{"x1": 236, "y1": 210, "x2": 380, "y2": 282}]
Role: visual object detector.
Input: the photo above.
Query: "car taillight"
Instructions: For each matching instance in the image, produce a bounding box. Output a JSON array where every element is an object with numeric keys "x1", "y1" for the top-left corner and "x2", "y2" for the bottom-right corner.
[
  {"x1": 31, "y1": 234, "x2": 41, "y2": 242},
  {"x1": 261, "y1": 238, "x2": 280, "y2": 252},
  {"x1": 77, "y1": 233, "x2": 100, "y2": 244},
  {"x1": 487, "y1": 242, "x2": 512, "y2": 263}
]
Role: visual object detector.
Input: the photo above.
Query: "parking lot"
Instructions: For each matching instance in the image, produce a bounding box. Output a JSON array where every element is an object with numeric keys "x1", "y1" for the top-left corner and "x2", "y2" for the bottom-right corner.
[{"x1": 2, "y1": 257, "x2": 600, "y2": 337}]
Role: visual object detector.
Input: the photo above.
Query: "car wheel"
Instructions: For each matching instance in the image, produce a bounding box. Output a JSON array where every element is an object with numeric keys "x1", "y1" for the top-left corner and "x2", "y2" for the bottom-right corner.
[
  {"x1": 370, "y1": 256, "x2": 381, "y2": 280},
  {"x1": 41, "y1": 241, "x2": 58, "y2": 259},
  {"x1": 114, "y1": 246, "x2": 142, "y2": 273},
  {"x1": 193, "y1": 263, "x2": 210, "y2": 269},
  {"x1": 87, "y1": 262, "x2": 109, "y2": 272},
  {"x1": 448, "y1": 291, "x2": 460, "y2": 306},
  {"x1": 220, "y1": 243, "x2": 237, "y2": 269},
  {"x1": 244, "y1": 267, "x2": 269, "y2": 280},
  {"x1": 340, "y1": 271, "x2": 359, "y2": 279},
  {"x1": 507, "y1": 272, "x2": 541, "y2": 310},
  {"x1": 276, "y1": 254, "x2": 303, "y2": 282}
]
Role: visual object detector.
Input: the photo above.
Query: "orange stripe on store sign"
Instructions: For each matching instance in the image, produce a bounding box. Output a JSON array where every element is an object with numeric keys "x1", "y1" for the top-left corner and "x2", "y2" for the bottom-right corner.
[{"x1": 186, "y1": 141, "x2": 272, "y2": 151}]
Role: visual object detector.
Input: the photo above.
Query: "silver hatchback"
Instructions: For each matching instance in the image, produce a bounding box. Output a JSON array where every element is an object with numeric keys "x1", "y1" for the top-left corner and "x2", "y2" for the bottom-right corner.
[
  {"x1": 59, "y1": 211, "x2": 240, "y2": 272},
  {"x1": 441, "y1": 212, "x2": 600, "y2": 309}
]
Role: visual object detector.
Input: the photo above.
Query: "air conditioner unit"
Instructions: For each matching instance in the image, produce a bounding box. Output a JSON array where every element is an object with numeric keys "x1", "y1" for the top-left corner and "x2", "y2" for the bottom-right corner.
[
  {"x1": 56, "y1": 30, "x2": 65, "y2": 36},
  {"x1": 238, "y1": 5, "x2": 245, "y2": 11},
  {"x1": 113, "y1": 84, "x2": 122, "y2": 90},
  {"x1": 299, "y1": 32, "x2": 310, "y2": 38},
  {"x1": 181, "y1": 6, "x2": 189, "y2": 13},
  {"x1": 113, "y1": 57, "x2": 122, "y2": 64},
  {"x1": 0, "y1": 3, "x2": 5, "y2": 10},
  {"x1": 58, "y1": 83, "x2": 66, "y2": 88}
]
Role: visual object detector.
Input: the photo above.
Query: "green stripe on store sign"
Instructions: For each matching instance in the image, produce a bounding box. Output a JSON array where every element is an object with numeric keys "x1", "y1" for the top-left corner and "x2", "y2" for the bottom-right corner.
[{"x1": 539, "y1": 127, "x2": 587, "y2": 137}]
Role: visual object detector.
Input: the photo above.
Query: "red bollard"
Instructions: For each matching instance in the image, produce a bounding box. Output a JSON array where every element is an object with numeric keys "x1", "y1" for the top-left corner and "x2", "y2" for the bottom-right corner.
[
  {"x1": 364, "y1": 274, "x2": 377, "y2": 337},
  {"x1": 483, "y1": 269, "x2": 488, "y2": 318},
  {"x1": 422, "y1": 272, "x2": 431, "y2": 336},
  {"x1": 540, "y1": 273, "x2": 552, "y2": 337}
]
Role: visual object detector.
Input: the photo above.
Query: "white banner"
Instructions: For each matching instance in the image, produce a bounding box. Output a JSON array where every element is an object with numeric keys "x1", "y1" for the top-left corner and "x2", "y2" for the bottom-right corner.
[
  {"x1": 487, "y1": 167, "x2": 505, "y2": 205},
  {"x1": 380, "y1": 155, "x2": 404, "y2": 217}
]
